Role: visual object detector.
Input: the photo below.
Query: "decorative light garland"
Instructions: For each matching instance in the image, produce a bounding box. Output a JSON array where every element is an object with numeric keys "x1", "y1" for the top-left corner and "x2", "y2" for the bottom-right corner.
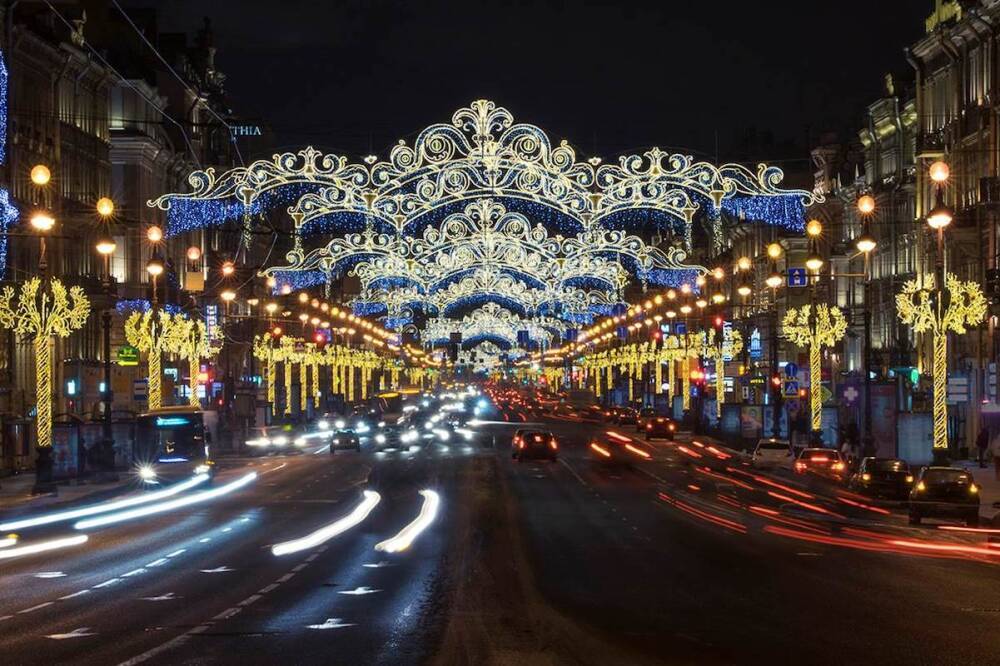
[{"x1": 782, "y1": 304, "x2": 848, "y2": 433}]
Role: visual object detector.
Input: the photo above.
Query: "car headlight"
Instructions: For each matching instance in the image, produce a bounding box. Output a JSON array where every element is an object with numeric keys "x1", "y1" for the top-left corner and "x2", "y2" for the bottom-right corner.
[
  {"x1": 138, "y1": 465, "x2": 157, "y2": 481},
  {"x1": 194, "y1": 464, "x2": 210, "y2": 475},
  {"x1": 294, "y1": 437, "x2": 307, "y2": 447},
  {"x1": 273, "y1": 436, "x2": 288, "y2": 446},
  {"x1": 375, "y1": 434, "x2": 387, "y2": 444},
  {"x1": 333, "y1": 438, "x2": 341, "y2": 444},
  {"x1": 318, "y1": 420, "x2": 330, "y2": 430}
]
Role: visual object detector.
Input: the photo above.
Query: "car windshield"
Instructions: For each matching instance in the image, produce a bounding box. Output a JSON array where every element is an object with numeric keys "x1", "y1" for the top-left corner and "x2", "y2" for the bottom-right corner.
[
  {"x1": 639, "y1": 408, "x2": 656, "y2": 416},
  {"x1": 873, "y1": 460, "x2": 908, "y2": 472},
  {"x1": 923, "y1": 469, "x2": 972, "y2": 485}
]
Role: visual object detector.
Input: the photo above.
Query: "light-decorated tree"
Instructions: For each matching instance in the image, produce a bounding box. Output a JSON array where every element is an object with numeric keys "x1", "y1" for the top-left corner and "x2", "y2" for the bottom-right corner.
[
  {"x1": 700, "y1": 328, "x2": 744, "y2": 418},
  {"x1": 897, "y1": 273, "x2": 986, "y2": 450},
  {"x1": 125, "y1": 310, "x2": 186, "y2": 411},
  {"x1": 782, "y1": 304, "x2": 847, "y2": 434},
  {"x1": 175, "y1": 317, "x2": 217, "y2": 407},
  {"x1": 0, "y1": 278, "x2": 90, "y2": 455},
  {"x1": 253, "y1": 332, "x2": 279, "y2": 410}
]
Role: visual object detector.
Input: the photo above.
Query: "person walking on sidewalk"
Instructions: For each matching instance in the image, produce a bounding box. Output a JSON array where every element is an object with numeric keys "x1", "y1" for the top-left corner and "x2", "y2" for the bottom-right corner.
[{"x1": 977, "y1": 426, "x2": 990, "y2": 469}]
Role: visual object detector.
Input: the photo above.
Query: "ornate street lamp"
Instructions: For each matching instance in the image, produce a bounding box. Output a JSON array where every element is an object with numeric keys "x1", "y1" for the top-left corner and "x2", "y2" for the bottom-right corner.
[
  {"x1": 95, "y1": 198, "x2": 118, "y2": 477},
  {"x1": 856, "y1": 194, "x2": 877, "y2": 457}
]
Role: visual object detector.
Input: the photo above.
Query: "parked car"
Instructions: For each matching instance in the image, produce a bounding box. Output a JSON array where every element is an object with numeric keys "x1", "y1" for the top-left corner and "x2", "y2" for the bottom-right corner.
[
  {"x1": 849, "y1": 457, "x2": 913, "y2": 499},
  {"x1": 909, "y1": 467, "x2": 980, "y2": 526},
  {"x1": 751, "y1": 438, "x2": 793, "y2": 469}
]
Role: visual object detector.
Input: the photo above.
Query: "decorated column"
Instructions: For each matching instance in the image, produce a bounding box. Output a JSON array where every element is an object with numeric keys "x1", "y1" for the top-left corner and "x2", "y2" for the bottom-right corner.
[{"x1": 782, "y1": 304, "x2": 847, "y2": 434}]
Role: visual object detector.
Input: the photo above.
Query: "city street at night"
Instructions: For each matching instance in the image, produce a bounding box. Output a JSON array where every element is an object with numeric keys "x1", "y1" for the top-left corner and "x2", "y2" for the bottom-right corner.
[{"x1": 4, "y1": 1, "x2": 1000, "y2": 664}]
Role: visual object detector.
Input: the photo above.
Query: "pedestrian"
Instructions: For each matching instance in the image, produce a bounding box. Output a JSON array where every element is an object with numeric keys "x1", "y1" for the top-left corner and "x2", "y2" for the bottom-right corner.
[
  {"x1": 992, "y1": 432, "x2": 1000, "y2": 482},
  {"x1": 977, "y1": 426, "x2": 990, "y2": 469}
]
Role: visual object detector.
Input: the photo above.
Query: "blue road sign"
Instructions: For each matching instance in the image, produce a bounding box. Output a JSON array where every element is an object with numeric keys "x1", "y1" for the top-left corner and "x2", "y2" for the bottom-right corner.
[
  {"x1": 783, "y1": 380, "x2": 799, "y2": 397},
  {"x1": 787, "y1": 267, "x2": 807, "y2": 287},
  {"x1": 785, "y1": 362, "x2": 798, "y2": 378},
  {"x1": 675, "y1": 322, "x2": 688, "y2": 335}
]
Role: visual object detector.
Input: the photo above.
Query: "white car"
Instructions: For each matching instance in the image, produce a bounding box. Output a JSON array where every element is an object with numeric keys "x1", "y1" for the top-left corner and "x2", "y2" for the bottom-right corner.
[{"x1": 751, "y1": 438, "x2": 793, "y2": 469}]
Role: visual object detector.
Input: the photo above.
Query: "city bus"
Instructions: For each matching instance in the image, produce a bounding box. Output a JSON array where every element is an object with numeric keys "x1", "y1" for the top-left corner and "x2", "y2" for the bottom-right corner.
[{"x1": 133, "y1": 406, "x2": 218, "y2": 485}]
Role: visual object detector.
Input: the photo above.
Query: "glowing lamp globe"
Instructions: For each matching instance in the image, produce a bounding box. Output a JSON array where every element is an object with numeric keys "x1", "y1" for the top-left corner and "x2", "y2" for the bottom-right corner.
[
  {"x1": 146, "y1": 226, "x2": 163, "y2": 243},
  {"x1": 766, "y1": 272, "x2": 783, "y2": 289},
  {"x1": 855, "y1": 233, "x2": 877, "y2": 254},
  {"x1": 95, "y1": 235, "x2": 117, "y2": 256},
  {"x1": 929, "y1": 161, "x2": 950, "y2": 183},
  {"x1": 220, "y1": 289, "x2": 236, "y2": 303},
  {"x1": 737, "y1": 256, "x2": 752, "y2": 271},
  {"x1": 805, "y1": 254, "x2": 824, "y2": 272},
  {"x1": 806, "y1": 219, "x2": 823, "y2": 237},
  {"x1": 96, "y1": 197, "x2": 115, "y2": 218},
  {"x1": 857, "y1": 194, "x2": 875, "y2": 216},
  {"x1": 30, "y1": 211, "x2": 56, "y2": 232},
  {"x1": 221, "y1": 261, "x2": 235, "y2": 277},
  {"x1": 767, "y1": 243, "x2": 783, "y2": 259},
  {"x1": 695, "y1": 298, "x2": 708, "y2": 309},
  {"x1": 186, "y1": 246, "x2": 202, "y2": 262},
  {"x1": 30, "y1": 164, "x2": 51, "y2": 186},
  {"x1": 737, "y1": 284, "x2": 752, "y2": 297},
  {"x1": 146, "y1": 257, "x2": 164, "y2": 277},
  {"x1": 927, "y1": 203, "x2": 953, "y2": 230}
]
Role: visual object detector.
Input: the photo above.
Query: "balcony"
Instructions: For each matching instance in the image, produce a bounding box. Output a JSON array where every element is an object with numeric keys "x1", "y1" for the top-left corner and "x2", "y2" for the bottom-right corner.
[{"x1": 915, "y1": 131, "x2": 945, "y2": 158}]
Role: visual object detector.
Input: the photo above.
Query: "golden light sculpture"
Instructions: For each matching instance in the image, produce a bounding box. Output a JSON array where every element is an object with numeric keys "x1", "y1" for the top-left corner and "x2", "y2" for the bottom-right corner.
[
  {"x1": 252, "y1": 333, "x2": 278, "y2": 409},
  {"x1": 125, "y1": 310, "x2": 186, "y2": 411},
  {"x1": 700, "y1": 328, "x2": 744, "y2": 418},
  {"x1": 782, "y1": 305, "x2": 847, "y2": 433},
  {"x1": 896, "y1": 274, "x2": 986, "y2": 449},
  {"x1": 0, "y1": 278, "x2": 90, "y2": 448},
  {"x1": 175, "y1": 318, "x2": 216, "y2": 407}
]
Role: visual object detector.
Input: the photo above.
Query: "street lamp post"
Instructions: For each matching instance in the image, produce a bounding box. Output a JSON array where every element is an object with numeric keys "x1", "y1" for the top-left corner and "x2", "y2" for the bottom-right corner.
[
  {"x1": 805, "y1": 219, "x2": 825, "y2": 444},
  {"x1": 95, "y1": 198, "x2": 118, "y2": 478},
  {"x1": 856, "y1": 194, "x2": 877, "y2": 457},
  {"x1": 765, "y1": 243, "x2": 784, "y2": 439}
]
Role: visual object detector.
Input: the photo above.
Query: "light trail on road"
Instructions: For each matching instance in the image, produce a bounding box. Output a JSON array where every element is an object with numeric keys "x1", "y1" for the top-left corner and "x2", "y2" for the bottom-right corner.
[
  {"x1": 73, "y1": 473, "x2": 257, "y2": 530},
  {"x1": 0, "y1": 474, "x2": 210, "y2": 531},
  {"x1": 272, "y1": 490, "x2": 381, "y2": 556},
  {"x1": 0, "y1": 534, "x2": 88, "y2": 560},
  {"x1": 375, "y1": 490, "x2": 441, "y2": 553}
]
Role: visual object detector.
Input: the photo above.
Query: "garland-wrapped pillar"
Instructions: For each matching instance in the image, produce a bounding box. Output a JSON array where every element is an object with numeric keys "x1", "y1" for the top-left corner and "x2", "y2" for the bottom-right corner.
[
  {"x1": 809, "y1": 340, "x2": 822, "y2": 432},
  {"x1": 682, "y1": 358, "x2": 691, "y2": 411},
  {"x1": 148, "y1": 344, "x2": 163, "y2": 411},
  {"x1": 284, "y1": 360, "x2": 293, "y2": 415},
  {"x1": 34, "y1": 336, "x2": 53, "y2": 448},
  {"x1": 932, "y1": 330, "x2": 947, "y2": 451},
  {"x1": 715, "y1": 359, "x2": 725, "y2": 419},
  {"x1": 299, "y1": 361, "x2": 308, "y2": 413},
  {"x1": 312, "y1": 358, "x2": 320, "y2": 408}
]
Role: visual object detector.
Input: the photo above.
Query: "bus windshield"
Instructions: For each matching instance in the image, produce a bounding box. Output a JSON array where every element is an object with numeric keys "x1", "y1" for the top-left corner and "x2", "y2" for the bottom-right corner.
[{"x1": 135, "y1": 412, "x2": 207, "y2": 463}]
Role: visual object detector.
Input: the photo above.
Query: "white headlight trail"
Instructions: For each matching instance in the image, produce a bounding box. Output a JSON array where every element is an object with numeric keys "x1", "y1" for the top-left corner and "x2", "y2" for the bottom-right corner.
[
  {"x1": 73, "y1": 473, "x2": 257, "y2": 531},
  {"x1": 272, "y1": 490, "x2": 381, "y2": 556},
  {"x1": 0, "y1": 474, "x2": 210, "y2": 532},
  {"x1": 374, "y1": 490, "x2": 440, "y2": 554},
  {"x1": 0, "y1": 535, "x2": 18, "y2": 549},
  {"x1": 0, "y1": 534, "x2": 88, "y2": 560}
]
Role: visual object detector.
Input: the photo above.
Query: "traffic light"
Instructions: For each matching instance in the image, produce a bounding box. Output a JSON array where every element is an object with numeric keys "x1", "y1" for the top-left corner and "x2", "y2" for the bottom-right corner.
[
  {"x1": 313, "y1": 331, "x2": 327, "y2": 349},
  {"x1": 713, "y1": 315, "x2": 724, "y2": 331},
  {"x1": 770, "y1": 373, "x2": 782, "y2": 389}
]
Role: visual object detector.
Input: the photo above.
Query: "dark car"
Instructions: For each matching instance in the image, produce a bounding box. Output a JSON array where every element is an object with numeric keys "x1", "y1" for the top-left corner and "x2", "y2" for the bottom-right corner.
[
  {"x1": 617, "y1": 408, "x2": 639, "y2": 425},
  {"x1": 511, "y1": 428, "x2": 534, "y2": 458},
  {"x1": 793, "y1": 448, "x2": 847, "y2": 480},
  {"x1": 909, "y1": 467, "x2": 981, "y2": 526},
  {"x1": 849, "y1": 457, "x2": 913, "y2": 499},
  {"x1": 588, "y1": 431, "x2": 653, "y2": 466},
  {"x1": 642, "y1": 415, "x2": 676, "y2": 440},
  {"x1": 636, "y1": 407, "x2": 658, "y2": 431},
  {"x1": 330, "y1": 427, "x2": 361, "y2": 452},
  {"x1": 604, "y1": 406, "x2": 623, "y2": 423},
  {"x1": 514, "y1": 430, "x2": 558, "y2": 462},
  {"x1": 581, "y1": 405, "x2": 605, "y2": 422}
]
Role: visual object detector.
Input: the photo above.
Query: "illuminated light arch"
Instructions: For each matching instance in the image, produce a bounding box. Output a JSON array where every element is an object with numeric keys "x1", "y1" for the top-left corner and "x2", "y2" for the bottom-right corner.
[{"x1": 150, "y1": 100, "x2": 818, "y2": 348}]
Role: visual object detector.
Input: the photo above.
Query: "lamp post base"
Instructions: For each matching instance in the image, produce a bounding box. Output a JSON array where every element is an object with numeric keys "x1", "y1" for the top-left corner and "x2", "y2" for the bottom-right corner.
[
  {"x1": 94, "y1": 436, "x2": 119, "y2": 482},
  {"x1": 931, "y1": 448, "x2": 951, "y2": 467},
  {"x1": 31, "y1": 447, "x2": 57, "y2": 495},
  {"x1": 809, "y1": 429, "x2": 823, "y2": 446}
]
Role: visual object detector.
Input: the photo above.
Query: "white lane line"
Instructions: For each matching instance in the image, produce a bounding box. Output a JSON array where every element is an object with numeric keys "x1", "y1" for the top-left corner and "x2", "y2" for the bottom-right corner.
[
  {"x1": 145, "y1": 558, "x2": 169, "y2": 568},
  {"x1": 291, "y1": 563, "x2": 308, "y2": 573},
  {"x1": 166, "y1": 549, "x2": 186, "y2": 558},
  {"x1": 18, "y1": 602, "x2": 54, "y2": 614},
  {"x1": 93, "y1": 578, "x2": 121, "y2": 589},
  {"x1": 116, "y1": 632, "x2": 193, "y2": 665},
  {"x1": 258, "y1": 583, "x2": 279, "y2": 594},
  {"x1": 304, "y1": 553, "x2": 319, "y2": 563},
  {"x1": 122, "y1": 568, "x2": 147, "y2": 578},
  {"x1": 558, "y1": 458, "x2": 589, "y2": 487},
  {"x1": 277, "y1": 573, "x2": 295, "y2": 583},
  {"x1": 59, "y1": 590, "x2": 91, "y2": 600},
  {"x1": 212, "y1": 607, "x2": 241, "y2": 621},
  {"x1": 0, "y1": 615, "x2": 12, "y2": 621},
  {"x1": 198, "y1": 537, "x2": 211, "y2": 543},
  {"x1": 238, "y1": 594, "x2": 262, "y2": 607}
]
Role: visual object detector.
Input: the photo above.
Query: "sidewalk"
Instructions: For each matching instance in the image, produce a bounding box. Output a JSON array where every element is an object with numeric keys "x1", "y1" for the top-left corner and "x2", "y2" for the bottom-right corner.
[{"x1": 0, "y1": 472, "x2": 136, "y2": 515}]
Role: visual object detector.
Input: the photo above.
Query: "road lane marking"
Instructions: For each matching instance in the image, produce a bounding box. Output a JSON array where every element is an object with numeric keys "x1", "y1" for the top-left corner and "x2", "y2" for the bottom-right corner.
[
  {"x1": 145, "y1": 558, "x2": 169, "y2": 568},
  {"x1": 18, "y1": 602, "x2": 54, "y2": 614},
  {"x1": 59, "y1": 590, "x2": 90, "y2": 600},
  {"x1": 46, "y1": 627, "x2": 95, "y2": 640},
  {"x1": 291, "y1": 563, "x2": 308, "y2": 572},
  {"x1": 557, "y1": 458, "x2": 589, "y2": 487},
  {"x1": 122, "y1": 568, "x2": 147, "y2": 578},
  {"x1": 212, "y1": 607, "x2": 241, "y2": 621},
  {"x1": 166, "y1": 549, "x2": 186, "y2": 558},
  {"x1": 93, "y1": 578, "x2": 121, "y2": 589},
  {"x1": 258, "y1": 583, "x2": 280, "y2": 594},
  {"x1": 238, "y1": 594, "x2": 262, "y2": 607},
  {"x1": 277, "y1": 572, "x2": 295, "y2": 583}
]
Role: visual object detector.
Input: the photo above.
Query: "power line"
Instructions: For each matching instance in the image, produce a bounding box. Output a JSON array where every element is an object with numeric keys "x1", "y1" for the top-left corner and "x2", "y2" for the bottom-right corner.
[
  {"x1": 41, "y1": 0, "x2": 201, "y2": 169},
  {"x1": 109, "y1": 0, "x2": 245, "y2": 169}
]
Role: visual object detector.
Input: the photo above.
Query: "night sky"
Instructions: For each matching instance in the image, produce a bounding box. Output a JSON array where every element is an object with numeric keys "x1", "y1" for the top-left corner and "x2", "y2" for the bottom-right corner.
[{"x1": 127, "y1": 0, "x2": 924, "y2": 175}]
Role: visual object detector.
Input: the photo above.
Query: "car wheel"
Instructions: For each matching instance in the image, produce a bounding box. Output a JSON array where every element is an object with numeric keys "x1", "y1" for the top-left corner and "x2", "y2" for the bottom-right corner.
[
  {"x1": 967, "y1": 513, "x2": 980, "y2": 527},
  {"x1": 908, "y1": 512, "x2": 921, "y2": 525}
]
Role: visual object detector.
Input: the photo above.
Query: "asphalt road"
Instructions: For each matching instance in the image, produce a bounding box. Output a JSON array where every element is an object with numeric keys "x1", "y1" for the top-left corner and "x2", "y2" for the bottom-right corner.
[{"x1": 2, "y1": 401, "x2": 1000, "y2": 665}]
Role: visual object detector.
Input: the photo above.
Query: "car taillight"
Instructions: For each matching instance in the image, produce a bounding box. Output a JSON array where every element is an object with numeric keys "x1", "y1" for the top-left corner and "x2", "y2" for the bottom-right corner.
[
  {"x1": 794, "y1": 462, "x2": 806, "y2": 470},
  {"x1": 970, "y1": 484, "x2": 979, "y2": 494},
  {"x1": 832, "y1": 462, "x2": 845, "y2": 471},
  {"x1": 668, "y1": 423, "x2": 675, "y2": 431},
  {"x1": 861, "y1": 473, "x2": 871, "y2": 482},
  {"x1": 549, "y1": 439, "x2": 558, "y2": 450},
  {"x1": 905, "y1": 475, "x2": 914, "y2": 483},
  {"x1": 915, "y1": 481, "x2": 925, "y2": 492},
  {"x1": 646, "y1": 424, "x2": 652, "y2": 430}
]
